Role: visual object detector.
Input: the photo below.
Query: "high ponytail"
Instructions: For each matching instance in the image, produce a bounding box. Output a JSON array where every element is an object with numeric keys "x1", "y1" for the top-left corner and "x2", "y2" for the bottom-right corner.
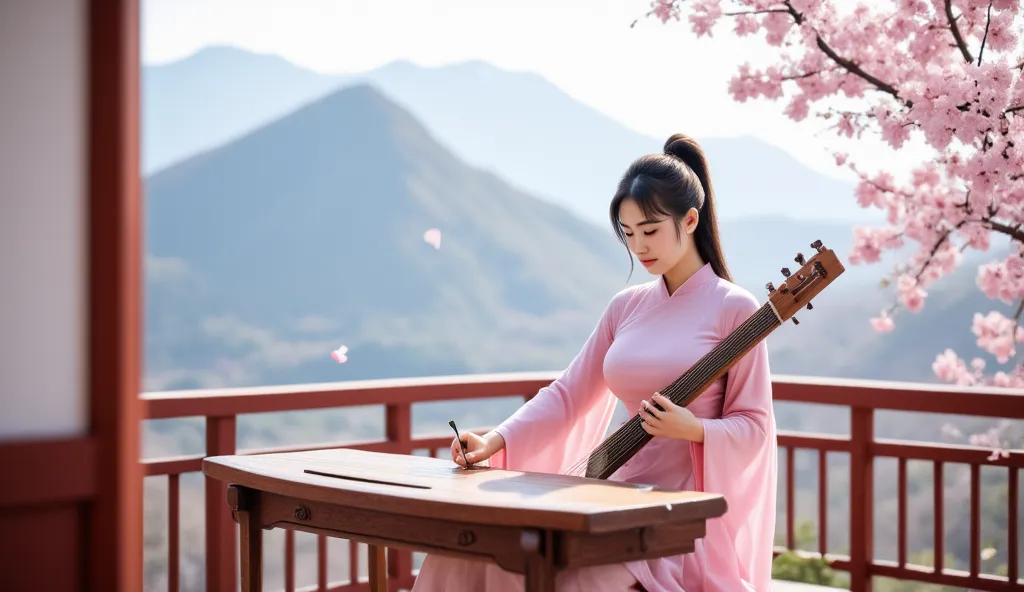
[
  {"x1": 609, "y1": 133, "x2": 732, "y2": 282},
  {"x1": 661, "y1": 134, "x2": 731, "y2": 282}
]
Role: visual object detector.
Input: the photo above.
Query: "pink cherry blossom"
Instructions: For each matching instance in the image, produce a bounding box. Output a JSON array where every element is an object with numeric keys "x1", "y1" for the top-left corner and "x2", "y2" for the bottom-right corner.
[
  {"x1": 896, "y1": 274, "x2": 927, "y2": 312},
  {"x1": 648, "y1": 1, "x2": 1024, "y2": 388},
  {"x1": 933, "y1": 348, "x2": 974, "y2": 385},
  {"x1": 330, "y1": 345, "x2": 348, "y2": 364},
  {"x1": 939, "y1": 412, "x2": 1016, "y2": 462},
  {"x1": 870, "y1": 313, "x2": 895, "y2": 333},
  {"x1": 423, "y1": 228, "x2": 442, "y2": 249},
  {"x1": 972, "y1": 311, "x2": 1019, "y2": 363}
]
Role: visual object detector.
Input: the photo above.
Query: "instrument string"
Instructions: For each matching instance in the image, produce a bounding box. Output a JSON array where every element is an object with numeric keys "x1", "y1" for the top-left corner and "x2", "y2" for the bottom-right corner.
[
  {"x1": 563, "y1": 306, "x2": 780, "y2": 479},
  {"x1": 592, "y1": 308, "x2": 778, "y2": 475},
  {"x1": 566, "y1": 309, "x2": 775, "y2": 479}
]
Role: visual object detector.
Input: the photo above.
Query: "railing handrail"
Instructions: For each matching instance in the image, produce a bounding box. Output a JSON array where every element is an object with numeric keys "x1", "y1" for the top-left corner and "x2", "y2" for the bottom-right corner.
[
  {"x1": 142, "y1": 371, "x2": 1024, "y2": 420},
  {"x1": 142, "y1": 371, "x2": 559, "y2": 419},
  {"x1": 139, "y1": 371, "x2": 1024, "y2": 592}
]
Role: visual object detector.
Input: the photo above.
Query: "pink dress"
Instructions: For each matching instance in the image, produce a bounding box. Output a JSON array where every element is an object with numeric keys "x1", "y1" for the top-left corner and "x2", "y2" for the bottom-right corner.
[{"x1": 411, "y1": 263, "x2": 778, "y2": 591}]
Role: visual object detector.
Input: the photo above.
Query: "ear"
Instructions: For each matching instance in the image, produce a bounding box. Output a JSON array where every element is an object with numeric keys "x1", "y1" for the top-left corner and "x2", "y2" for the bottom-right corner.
[{"x1": 684, "y1": 207, "x2": 699, "y2": 235}]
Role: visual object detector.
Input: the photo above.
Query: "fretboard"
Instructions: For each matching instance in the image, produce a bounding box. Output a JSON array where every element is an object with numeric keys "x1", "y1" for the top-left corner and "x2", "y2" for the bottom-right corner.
[{"x1": 568, "y1": 303, "x2": 782, "y2": 480}]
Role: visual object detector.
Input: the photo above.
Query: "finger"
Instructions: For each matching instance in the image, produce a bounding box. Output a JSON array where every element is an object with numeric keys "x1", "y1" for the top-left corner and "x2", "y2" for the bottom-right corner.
[
  {"x1": 651, "y1": 392, "x2": 678, "y2": 411},
  {"x1": 640, "y1": 418, "x2": 660, "y2": 435},
  {"x1": 639, "y1": 413, "x2": 660, "y2": 432},
  {"x1": 641, "y1": 399, "x2": 664, "y2": 419},
  {"x1": 451, "y1": 439, "x2": 469, "y2": 466}
]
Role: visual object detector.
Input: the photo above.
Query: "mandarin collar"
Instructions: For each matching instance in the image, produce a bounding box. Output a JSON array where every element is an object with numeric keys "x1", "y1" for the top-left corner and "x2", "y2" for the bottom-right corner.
[{"x1": 659, "y1": 262, "x2": 717, "y2": 299}]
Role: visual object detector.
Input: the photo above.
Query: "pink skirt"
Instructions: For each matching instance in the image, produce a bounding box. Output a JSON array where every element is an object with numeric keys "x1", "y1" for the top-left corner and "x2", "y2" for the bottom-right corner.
[{"x1": 411, "y1": 553, "x2": 645, "y2": 592}]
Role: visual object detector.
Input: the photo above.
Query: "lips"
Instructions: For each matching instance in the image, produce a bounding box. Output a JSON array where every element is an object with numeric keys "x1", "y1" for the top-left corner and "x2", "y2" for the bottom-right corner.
[{"x1": 640, "y1": 259, "x2": 657, "y2": 267}]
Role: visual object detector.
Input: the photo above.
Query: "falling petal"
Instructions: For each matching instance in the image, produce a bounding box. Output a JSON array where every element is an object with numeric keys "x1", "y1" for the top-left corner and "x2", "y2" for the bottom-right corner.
[
  {"x1": 423, "y1": 228, "x2": 442, "y2": 249},
  {"x1": 981, "y1": 547, "x2": 997, "y2": 560},
  {"x1": 330, "y1": 345, "x2": 348, "y2": 364}
]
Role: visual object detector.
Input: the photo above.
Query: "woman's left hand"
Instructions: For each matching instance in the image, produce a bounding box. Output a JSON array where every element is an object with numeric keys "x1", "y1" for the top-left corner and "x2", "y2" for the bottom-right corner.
[{"x1": 639, "y1": 392, "x2": 705, "y2": 443}]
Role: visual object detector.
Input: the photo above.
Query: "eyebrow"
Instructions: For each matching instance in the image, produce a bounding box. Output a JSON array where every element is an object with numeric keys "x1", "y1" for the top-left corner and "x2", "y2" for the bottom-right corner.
[{"x1": 619, "y1": 218, "x2": 663, "y2": 229}]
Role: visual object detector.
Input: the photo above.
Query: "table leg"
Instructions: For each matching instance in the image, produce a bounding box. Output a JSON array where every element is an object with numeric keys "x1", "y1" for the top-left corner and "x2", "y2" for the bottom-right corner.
[
  {"x1": 228, "y1": 485, "x2": 263, "y2": 592},
  {"x1": 521, "y1": 530, "x2": 556, "y2": 592},
  {"x1": 368, "y1": 544, "x2": 388, "y2": 592}
]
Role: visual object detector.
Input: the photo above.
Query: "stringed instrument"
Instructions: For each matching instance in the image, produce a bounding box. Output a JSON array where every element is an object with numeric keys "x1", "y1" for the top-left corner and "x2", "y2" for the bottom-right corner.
[{"x1": 565, "y1": 240, "x2": 845, "y2": 480}]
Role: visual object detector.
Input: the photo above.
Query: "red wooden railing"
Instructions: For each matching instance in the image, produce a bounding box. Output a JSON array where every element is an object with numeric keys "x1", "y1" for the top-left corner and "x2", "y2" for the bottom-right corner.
[{"x1": 140, "y1": 372, "x2": 1024, "y2": 592}]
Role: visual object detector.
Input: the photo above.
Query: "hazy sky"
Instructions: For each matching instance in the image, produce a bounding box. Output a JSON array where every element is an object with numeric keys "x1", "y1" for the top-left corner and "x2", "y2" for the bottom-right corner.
[{"x1": 141, "y1": 0, "x2": 936, "y2": 184}]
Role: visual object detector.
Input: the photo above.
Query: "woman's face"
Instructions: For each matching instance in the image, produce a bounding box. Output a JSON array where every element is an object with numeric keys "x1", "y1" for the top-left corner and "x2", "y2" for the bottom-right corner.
[{"x1": 617, "y1": 198, "x2": 697, "y2": 276}]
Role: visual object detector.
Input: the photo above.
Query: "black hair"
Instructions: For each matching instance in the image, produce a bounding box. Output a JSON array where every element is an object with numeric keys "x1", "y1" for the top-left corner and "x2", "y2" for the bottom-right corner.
[{"x1": 609, "y1": 133, "x2": 731, "y2": 282}]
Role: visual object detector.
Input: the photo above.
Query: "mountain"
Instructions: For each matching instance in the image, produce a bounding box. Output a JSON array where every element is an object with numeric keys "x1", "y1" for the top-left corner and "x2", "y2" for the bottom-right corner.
[
  {"x1": 144, "y1": 83, "x2": 634, "y2": 391},
  {"x1": 143, "y1": 46, "x2": 876, "y2": 227},
  {"x1": 354, "y1": 60, "x2": 872, "y2": 226},
  {"x1": 142, "y1": 47, "x2": 344, "y2": 174}
]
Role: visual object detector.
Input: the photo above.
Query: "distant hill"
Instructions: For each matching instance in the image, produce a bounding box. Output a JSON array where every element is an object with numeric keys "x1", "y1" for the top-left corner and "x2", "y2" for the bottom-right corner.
[
  {"x1": 142, "y1": 47, "x2": 343, "y2": 174},
  {"x1": 144, "y1": 83, "x2": 634, "y2": 390},
  {"x1": 143, "y1": 46, "x2": 876, "y2": 226}
]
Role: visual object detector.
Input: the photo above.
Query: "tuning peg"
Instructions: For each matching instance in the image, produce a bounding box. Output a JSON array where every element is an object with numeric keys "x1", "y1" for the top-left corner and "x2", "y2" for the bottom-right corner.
[
  {"x1": 807, "y1": 302, "x2": 814, "y2": 310},
  {"x1": 795, "y1": 253, "x2": 806, "y2": 265},
  {"x1": 781, "y1": 267, "x2": 791, "y2": 277},
  {"x1": 811, "y1": 239, "x2": 824, "y2": 252},
  {"x1": 797, "y1": 273, "x2": 805, "y2": 281},
  {"x1": 792, "y1": 317, "x2": 800, "y2": 325},
  {"x1": 766, "y1": 282, "x2": 776, "y2": 293}
]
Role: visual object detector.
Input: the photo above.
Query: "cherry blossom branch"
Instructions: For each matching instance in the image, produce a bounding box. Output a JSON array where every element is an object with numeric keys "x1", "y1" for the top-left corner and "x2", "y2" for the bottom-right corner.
[
  {"x1": 780, "y1": 1, "x2": 904, "y2": 102},
  {"x1": 977, "y1": 1, "x2": 994, "y2": 66},
  {"x1": 723, "y1": 9, "x2": 788, "y2": 16},
  {"x1": 944, "y1": 0, "x2": 974, "y2": 64},
  {"x1": 781, "y1": 69, "x2": 829, "y2": 81},
  {"x1": 913, "y1": 223, "x2": 964, "y2": 285},
  {"x1": 986, "y1": 220, "x2": 1024, "y2": 243}
]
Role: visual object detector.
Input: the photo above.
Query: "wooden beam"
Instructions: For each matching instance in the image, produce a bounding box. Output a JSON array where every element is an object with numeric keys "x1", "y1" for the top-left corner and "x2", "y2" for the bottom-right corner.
[
  {"x1": 86, "y1": 0, "x2": 144, "y2": 590},
  {"x1": 0, "y1": 438, "x2": 97, "y2": 507}
]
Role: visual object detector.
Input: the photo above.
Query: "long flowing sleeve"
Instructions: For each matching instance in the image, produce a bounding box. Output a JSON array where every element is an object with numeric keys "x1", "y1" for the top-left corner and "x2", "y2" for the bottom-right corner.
[
  {"x1": 689, "y1": 289, "x2": 778, "y2": 592},
  {"x1": 486, "y1": 289, "x2": 634, "y2": 474}
]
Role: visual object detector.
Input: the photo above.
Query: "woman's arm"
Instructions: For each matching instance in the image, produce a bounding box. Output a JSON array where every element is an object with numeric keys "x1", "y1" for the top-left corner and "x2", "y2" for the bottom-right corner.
[{"x1": 486, "y1": 288, "x2": 635, "y2": 471}]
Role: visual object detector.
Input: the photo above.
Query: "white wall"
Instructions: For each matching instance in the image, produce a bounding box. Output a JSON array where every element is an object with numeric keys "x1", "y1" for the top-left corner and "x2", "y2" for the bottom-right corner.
[{"x1": 0, "y1": 0, "x2": 87, "y2": 440}]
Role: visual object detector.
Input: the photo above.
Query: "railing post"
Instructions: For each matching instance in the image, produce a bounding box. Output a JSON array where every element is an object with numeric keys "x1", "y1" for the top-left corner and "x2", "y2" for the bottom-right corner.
[
  {"x1": 386, "y1": 403, "x2": 414, "y2": 582},
  {"x1": 206, "y1": 416, "x2": 237, "y2": 592},
  {"x1": 849, "y1": 407, "x2": 874, "y2": 591}
]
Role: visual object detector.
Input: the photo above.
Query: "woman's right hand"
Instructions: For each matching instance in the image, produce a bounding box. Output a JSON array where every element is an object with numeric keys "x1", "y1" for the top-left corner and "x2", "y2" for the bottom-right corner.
[{"x1": 451, "y1": 430, "x2": 505, "y2": 467}]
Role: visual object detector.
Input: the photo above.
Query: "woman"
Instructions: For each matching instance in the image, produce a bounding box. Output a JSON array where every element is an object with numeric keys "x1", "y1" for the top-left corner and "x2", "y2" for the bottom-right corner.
[{"x1": 412, "y1": 133, "x2": 778, "y2": 592}]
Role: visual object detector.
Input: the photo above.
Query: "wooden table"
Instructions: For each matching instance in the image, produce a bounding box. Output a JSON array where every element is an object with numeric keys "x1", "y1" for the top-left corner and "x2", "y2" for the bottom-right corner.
[{"x1": 203, "y1": 448, "x2": 727, "y2": 592}]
